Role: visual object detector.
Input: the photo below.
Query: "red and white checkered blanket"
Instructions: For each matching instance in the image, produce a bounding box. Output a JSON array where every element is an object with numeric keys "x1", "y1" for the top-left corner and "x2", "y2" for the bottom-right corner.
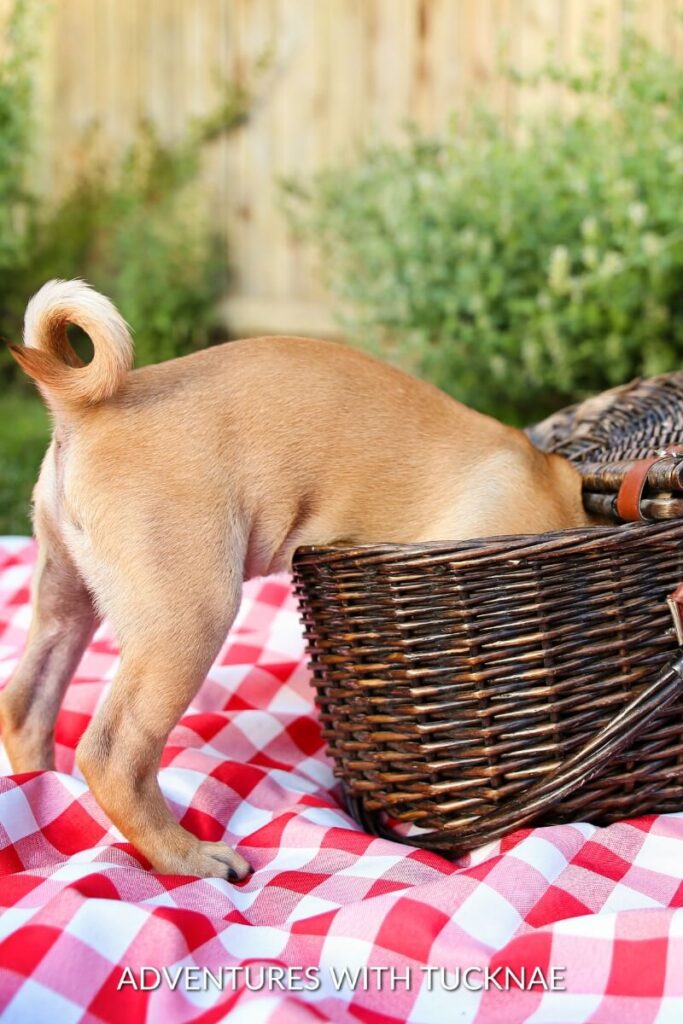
[{"x1": 1, "y1": 537, "x2": 682, "y2": 1024}]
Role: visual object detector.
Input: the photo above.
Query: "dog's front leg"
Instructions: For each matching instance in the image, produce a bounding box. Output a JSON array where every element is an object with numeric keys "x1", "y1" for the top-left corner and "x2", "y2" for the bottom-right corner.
[
  {"x1": 75, "y1": 577, "x2": 251, "y2": 881},
  {"x1": 0, "y1": 520, "x2": 98, "y2": 772}
]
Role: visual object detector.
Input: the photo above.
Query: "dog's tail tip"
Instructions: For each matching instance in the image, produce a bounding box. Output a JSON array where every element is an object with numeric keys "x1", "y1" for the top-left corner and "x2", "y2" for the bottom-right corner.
[{"x1": 10, "y1": 278, "x2": 134, "y2": 412}]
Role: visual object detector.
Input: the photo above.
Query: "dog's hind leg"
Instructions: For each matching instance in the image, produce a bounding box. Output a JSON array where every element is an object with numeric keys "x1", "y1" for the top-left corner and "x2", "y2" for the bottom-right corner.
[
  {"x1": 0, "y1": 510, "x2": 99, "y2": 772},
  {"x1": 75, "y1": 542, "x2": 250, "y2": 880}
]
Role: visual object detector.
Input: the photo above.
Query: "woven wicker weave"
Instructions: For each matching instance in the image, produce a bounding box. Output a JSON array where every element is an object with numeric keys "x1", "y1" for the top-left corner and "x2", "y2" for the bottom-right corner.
[{"x1": 293, "y1": 372, "x2": 683, "y2": 854}]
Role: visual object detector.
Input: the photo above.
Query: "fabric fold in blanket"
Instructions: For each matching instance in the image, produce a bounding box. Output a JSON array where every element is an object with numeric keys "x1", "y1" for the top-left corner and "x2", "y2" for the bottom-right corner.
[{"x1": 0, "y1": 537, "x2": 682, "y2": 1024}]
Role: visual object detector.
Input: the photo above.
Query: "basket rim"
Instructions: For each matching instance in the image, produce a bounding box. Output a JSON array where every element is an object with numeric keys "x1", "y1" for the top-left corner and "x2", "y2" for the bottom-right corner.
[{"x1": 293, "y1": 517, "x2": 683, "y2": 569}]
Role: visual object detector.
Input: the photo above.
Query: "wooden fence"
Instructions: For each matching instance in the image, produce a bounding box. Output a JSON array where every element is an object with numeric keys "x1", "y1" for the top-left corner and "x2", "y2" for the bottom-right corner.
[{"x1": 12, "y1": 0, "x2": 683, "y2": 336}]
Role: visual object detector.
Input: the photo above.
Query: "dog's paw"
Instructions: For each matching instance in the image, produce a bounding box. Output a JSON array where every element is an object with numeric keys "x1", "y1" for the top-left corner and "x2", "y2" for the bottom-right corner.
[{"x1": 183, "y1": 841, "x2": 251, "y2": 882}]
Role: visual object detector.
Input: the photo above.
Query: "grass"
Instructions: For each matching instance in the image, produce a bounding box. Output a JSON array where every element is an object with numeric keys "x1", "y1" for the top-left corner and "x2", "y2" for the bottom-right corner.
[{"x1": 0, "y1": 389, "x2": 50, "y2": 535}]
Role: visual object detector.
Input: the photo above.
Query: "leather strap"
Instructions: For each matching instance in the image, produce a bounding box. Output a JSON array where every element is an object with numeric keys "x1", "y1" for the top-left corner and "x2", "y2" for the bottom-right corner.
[
  {"x1": 615, "y1": 456, "x2": 661, "y2": 521},
  {"x1": 616, "y1": 446, "x2": 683, "y2": 522}
]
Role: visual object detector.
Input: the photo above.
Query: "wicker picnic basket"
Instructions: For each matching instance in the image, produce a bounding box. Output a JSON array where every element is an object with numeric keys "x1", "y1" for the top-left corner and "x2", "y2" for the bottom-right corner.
[{"x1": 292, "y1": 372, "x2": 683, "y2": 854}]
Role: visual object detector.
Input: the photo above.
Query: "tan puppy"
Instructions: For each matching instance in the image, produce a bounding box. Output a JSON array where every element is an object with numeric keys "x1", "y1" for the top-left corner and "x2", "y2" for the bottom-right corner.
[{"x1": 0, "y1": 280, "x2": 593, "y2": 880}]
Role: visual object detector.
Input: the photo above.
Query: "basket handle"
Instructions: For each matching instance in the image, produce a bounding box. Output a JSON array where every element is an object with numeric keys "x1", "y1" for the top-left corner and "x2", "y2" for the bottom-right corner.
[{"x1": 364, "y1": 650, "x2": 683, "y2": 854}]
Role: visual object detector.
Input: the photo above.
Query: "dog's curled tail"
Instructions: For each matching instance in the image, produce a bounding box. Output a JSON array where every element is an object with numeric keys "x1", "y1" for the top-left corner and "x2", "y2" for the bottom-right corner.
[{"x1": 9, "y1": 279, "x2": 133, "y2": 411}]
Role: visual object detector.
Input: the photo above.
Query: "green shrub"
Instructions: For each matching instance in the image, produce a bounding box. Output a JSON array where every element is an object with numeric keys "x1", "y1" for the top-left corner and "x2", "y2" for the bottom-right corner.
[
  {"x1": 0, "y1": 0, "x2": 249, "y2": 383},
  {"x1": 284, "y1": 32, "x2": 683, "y2": 423},
  {"x1": 21, "y1": 120, "x2": 233, "y2": 368},
  {"x1": 0, "y1": 0, "x2": 36, "y2": 327},
  {"x1": 0, "y1": 392, "x2": 49, "y2": 535}
]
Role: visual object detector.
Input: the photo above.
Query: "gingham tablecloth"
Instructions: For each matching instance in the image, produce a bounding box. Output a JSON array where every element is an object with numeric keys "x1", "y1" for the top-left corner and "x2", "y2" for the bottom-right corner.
[{"x1": 1, "y1": 537, "x2": 682, "y2": 1024}]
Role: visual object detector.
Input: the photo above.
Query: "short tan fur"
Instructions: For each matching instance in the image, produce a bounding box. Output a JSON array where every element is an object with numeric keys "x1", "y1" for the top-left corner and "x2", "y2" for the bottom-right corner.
[{"x1": 0, "y1": 280, "x2": 594, "y2": 879}]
